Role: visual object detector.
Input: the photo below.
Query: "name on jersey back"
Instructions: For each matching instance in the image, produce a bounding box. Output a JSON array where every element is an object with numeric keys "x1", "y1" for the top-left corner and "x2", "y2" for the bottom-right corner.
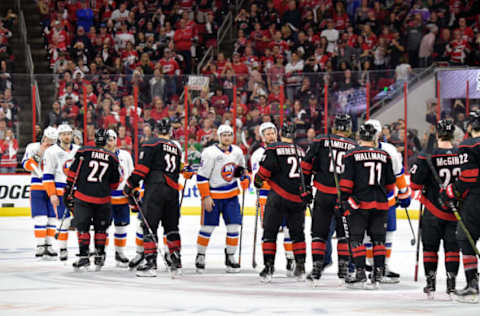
[
  {"x1": 91, "y1": 151, "x2": 110, "y2": 161},
  {"x1": 163, "y1": 143, "x2": 178, "y2": 155},
  {"x1": 324, "y1": 139, "x2": 355, "y2": 151},
  {"x1": 354, "y1": 151, "x2": 387, "y2": 163}
]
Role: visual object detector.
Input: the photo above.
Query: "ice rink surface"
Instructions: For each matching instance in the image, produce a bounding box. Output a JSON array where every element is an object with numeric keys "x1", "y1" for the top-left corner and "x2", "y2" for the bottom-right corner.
[{"x1": 1, "y1": 215, "x2": 479, "y2": 316}]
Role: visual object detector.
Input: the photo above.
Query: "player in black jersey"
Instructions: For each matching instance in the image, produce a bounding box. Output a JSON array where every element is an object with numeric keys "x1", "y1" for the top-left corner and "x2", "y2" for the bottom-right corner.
[
  {"x1": 254, "y1": 122, "x2": 309, "y2": 282},
  {"x1": 66, "y1": 128, "x2": 121, "y2": 271},
  {"x1": 410, "y1": 120, "x2": 461, "y2": 298},
  {"x1": 124, "y1": 118, "x2": 183, "y2": 277},
  {"x1": 339, "y1": 123, "x2": 396, "y2": 289},
  {"x1": 301, "y1": 114, "x2": 357, "y2": 284},
  {"x1": 442, "y1": 111, "x2": 480, "y2": 303}
]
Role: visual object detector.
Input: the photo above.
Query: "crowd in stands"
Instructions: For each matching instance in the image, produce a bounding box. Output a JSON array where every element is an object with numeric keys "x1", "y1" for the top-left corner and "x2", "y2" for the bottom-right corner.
[
  {"x1": 37, "y1": 0, "x2": 480, "y2": 167},
  {"x1": 0, "y1": 9, "x2": 18, "y2": 173}
]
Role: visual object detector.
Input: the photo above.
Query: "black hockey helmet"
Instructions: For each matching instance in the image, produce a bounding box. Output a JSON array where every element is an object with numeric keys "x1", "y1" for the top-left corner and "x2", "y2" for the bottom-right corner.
[
  {"x1": 437, "y1": 119, "x2": 455, "y2": 140},
  {"x1": 359, "y1": 123, "x2": 377, "y2": 141},
  {"x1": 157, "y1": 118, "x2": 171, "y2": 135},
  {"x1": 281, "y1": 121, "x2": 296, "y2": 139},
  {"x1": 334, "y1": 113, "x2": 352, "y2": 132},
  {"x1": 95, "y1": 128, "x2": 108, "y2": 146},
  {"x1": 468, "y1": 109, "x2": 480, "y2": 131}
]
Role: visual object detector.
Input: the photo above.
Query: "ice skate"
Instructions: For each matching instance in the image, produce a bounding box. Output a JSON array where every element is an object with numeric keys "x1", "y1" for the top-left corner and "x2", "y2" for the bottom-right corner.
[
  {"x1": 337, "y1": 259, "x2": 348, "y2": 280},
  {"x1": 259, "y1": 263, "x2": 274, "y2": 283},
  {"x1": 381, "y1": 265, "x2": 400, "y2": 284},
  {"x1": 423, "y1": 271, "x2": 436, "y2": 300},
  {"x1": 225, "y1": 250, "x2": 240, "y2": 273},
  {"x1": 44, "y1": 245, "x2": 58, "y2": 261},
  {"x1": 163, "y1": 252, "x2": 172, "y2": 271},
  {"x1": 94, "y1": 252, "x2": 106, "y2": 271},
  {"x1": 35, "y1": 245, "x2": 45, "y2": 258},
  {"x1": 115, "y1": 251, "x2": 129, "y2": 268},
  {"x1": 345, "y1": 268, "x2": 367, "y2": 289},
  {"x1": 293, "y1": 260, "x2": 305, "y2": 281},
  {"x1": 59, "y1": 248, "x2": 68, "y2": 261},
  {"x1": 128, "y1": 252, "x2": 144, "y2": 270},
  {"x1": 169, "y1": 251, "x2": 183, "y2": 278},
  {"x1": 285, "y1": 258, "x2": 295, "y2": 277},
  {"x1": 195, "y1": 254, "x2": 205, "y2": 273},
  {"x1": 454, "y1": 277, "x2": 479, "y2": 304},
  {"x1": 72, "y1": 256, "x2": 90, "y2": 272},
  {"x1": 306, "y1": 261, "x2": 323, "y2": 287},
  {"x1": 446, "y1": 272, "x2": 456, "y2": 298},
  {"x1": 136, "y1": 255, "x2": 157, "y2": 277}
]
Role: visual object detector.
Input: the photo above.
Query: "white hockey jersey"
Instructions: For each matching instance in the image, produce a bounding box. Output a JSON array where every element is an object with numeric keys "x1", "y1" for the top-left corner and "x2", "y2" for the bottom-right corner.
[
  {"x1": 196, "y1": 144, "x2": 246, "y2": 199},
  {"x1": 250, "y1": 145, "x2": 271, "y2": 200},
  {"x1": 42, "y1": 143, "x2": 80, "y2": 196},
  {"x1": 111, "y1": 149, "x2": 134, "y2": 205},
  {"x1": 379, "y1": 141, "x2": 409, "y2": 206},
  {"x1": 22, "y1": 142, "x2": 45, "y2": 191}
]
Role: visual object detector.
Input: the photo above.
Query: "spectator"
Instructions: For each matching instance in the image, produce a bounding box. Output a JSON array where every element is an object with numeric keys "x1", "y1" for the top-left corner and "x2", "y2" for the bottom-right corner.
[
  {"x1": 44, "y1": 101, "x2": 63, "y2": 128},
  {"x1": 117, "y1": 124, "x2": 132, "y2": 153},
  {"x1": 446, "y1": 29, "x2": 471, "y2": 65},
  {"x1": 405, "y1": 14, "x2": 424, "y2": 67},
  {"x1": 285, "y1": 51, "x2": 304, "y2": 101},
  {"x1": 0, "y1": 128, "x2": 17, "y2": 173},
  {"x1": 0, "y1": 118, "x2": 6, "y2": 139},
  {"x1": 76, "y1": 1, "x2": 94, "y2": 34},
  {"x1": 73, "y1": 129, "x2": 83, "y2": 146},
  {"x1": 418, "y1": 24, "x2": 438, "y2": 67}
]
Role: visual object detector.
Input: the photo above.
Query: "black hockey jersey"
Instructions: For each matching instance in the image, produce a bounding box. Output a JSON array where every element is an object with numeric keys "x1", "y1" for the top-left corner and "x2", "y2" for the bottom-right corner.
[
  {"x1": 339, "y1": 146, "x2": 395, "y2": 210},
  {"x1": 127, "y1": 137, "x2": 182, "y2": 190},
  {"x1": 410, "y1": 148, "x2": 462, "y2": 221},
  {"x1": 455, "y1": 137, "x2": 480, "y2": 195},
  {"x1": 257, "y1": 141, "x2": 306, "y2": 203},
  {"x1": 67, "y1": 146, "x2": 120, "y2": 204},
  {"x1": 302, "y1": 134, "x2": 357, "y2": 194}
]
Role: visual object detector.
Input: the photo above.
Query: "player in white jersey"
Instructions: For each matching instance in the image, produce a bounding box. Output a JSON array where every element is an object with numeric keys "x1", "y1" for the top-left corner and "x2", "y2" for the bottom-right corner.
[
  {"x1": 42, "y1": 124, "x2": 80, "y2": 261},
  {"x1": 251, "y1": 122, "x2": 296, "y2": 275},
  {"x1": 105, "y1": 129, "x2": 134, "y2": 267},
  {"x1": 195, "y1": 124, "x2": 250, "y2": 273},
  {"x1": 364, "y1": 119, "x2": 411, "y2": 282},
  {"x1": 22, "y1": 127, "x2": 59, "y2": 259}
]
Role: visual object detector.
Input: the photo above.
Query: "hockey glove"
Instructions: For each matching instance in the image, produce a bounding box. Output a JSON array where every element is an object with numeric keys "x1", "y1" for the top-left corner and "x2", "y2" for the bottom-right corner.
[
  {"x1": 300, "y1": 185, "x2": 313, "y2": 204},
  {"x1": 334, "y1": 201, "x2": 349, "y2": 218},
  {"x1": 182, "y1": 165, "x2": 195, "y2": 179},
  {"x1": 63, "y1": 183, "x2": 74, "y2": 210},
  {"x1": 440, "y1": 183, "x2": 461, "y2": 205},
  {"x1": 254, "y1": 174, "x2": 264, "y2": 189},
  {"x1": 233, "y1": 165, "x2": 246, "y2": 178},
  {"x1": 240, "y1": 174, "x2": 251, "y2": 190},
  {"x1": 397, "y1": 187, "x2": 411, "y2": 208},
  {"x1": 342, "y1": 196, "x2": 360, "y2": 215}
]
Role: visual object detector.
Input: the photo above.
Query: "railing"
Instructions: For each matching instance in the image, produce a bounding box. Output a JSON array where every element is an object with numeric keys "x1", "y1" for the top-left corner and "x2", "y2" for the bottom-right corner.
[{"x1": 196, "y1": 46, "x2": 214, "y2": 74}]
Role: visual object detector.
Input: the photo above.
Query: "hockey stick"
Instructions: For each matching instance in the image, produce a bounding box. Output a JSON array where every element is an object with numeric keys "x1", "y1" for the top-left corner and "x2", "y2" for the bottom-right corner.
[
  {"x1": 414, "y1": 203, "x2": 423, "y2": 282},
  {"x1": 178, "y1": 178, "x2": 188, "y2": 210},
  {"x1": 238, "y1": 188, "x2": 246, "y2": 266},
  {"x1": 252, "y1": 190, "x2": 260, "y2": 269},
  {"x1": 425, "y1": 155, "x2": 480, "y2": 258},
  {"x1": 326, "y1": 134, "x2": 354, "y2": 260},
  {"x1": 132, "y1": 195, "x2": 159, "y2": 252},
  {"x1": 55, "y1": 156, "x2": 84, "y2": 240},
  {"x1": 404, "y1": 208, "x2": 416, "y2": 246}
]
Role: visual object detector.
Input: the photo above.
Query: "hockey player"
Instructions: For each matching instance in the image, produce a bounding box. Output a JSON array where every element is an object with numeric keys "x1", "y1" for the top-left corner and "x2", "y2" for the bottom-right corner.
[
  {"x1": 42, "y1": 123, "x2": 80, "y2": 261},
  {"x1": 442, "y1": 110, "x2": 480, "y2": 303},
  {"x1": 339, "y1": 123, "x2": 396, "y2": 289},
  {"x1": 195, "y1": 124, "x2": 250, "y2": 273},
  {"x1": 410, "y1": 119, "x2": 460, "y2": 298},
  {"x1": 251, "y1": 122, "x2": 295, "y2": 276},
  {"x1": 105, "y1": 129, "x2": 134, "y2": 267},
  {"x1": 364, "y1": 119, "x2": 411, "y2": 282},
  {"x1": 301, "y1": 114, "x2": 357, "y2": 283},
  {"x1": 254, "y1": 121, "x2": 309, "y2": 282},
  {"x1": 124, "y1": 118, "x2": 184, "y2": 277},
  {"x1": 66, "y1": 129, "x2": 121, "y2": 271},
  {"x1": 22, "y1": 127, "x2": 59, "y2": 259}
]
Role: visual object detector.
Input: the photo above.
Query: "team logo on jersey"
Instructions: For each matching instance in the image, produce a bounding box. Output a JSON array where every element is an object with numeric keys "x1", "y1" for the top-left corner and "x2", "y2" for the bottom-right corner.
[
  {"x1": 63, "y1": 159, "x2": 73, "y2": 176},
  {"x1": 221, "y1": 162, "x2": 236, "y2": 182}
]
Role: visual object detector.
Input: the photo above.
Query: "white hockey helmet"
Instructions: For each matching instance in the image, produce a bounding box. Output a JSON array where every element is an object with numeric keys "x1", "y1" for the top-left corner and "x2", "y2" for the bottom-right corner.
[
  {"x1": 259, "y1": 122, "x2": 277, "y2": 137},
  {"x1": 57, "y1": 123, "x2": 73, "y2": 134},
  {"x1": 217, "y1": 124, "x2": 234, "y2": 137},
  {"x1": 365, "y1": 119, "x2": 382, "y2": 137},
  {"x1": 107, "y1": 129, "x2": 117, "y2": 139},
  {"x1": 43, "y1": 126, "x2": 58, "y2": 141}
]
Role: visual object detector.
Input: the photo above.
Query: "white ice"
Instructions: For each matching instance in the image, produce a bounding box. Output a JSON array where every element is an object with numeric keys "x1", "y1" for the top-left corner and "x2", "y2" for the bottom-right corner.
[{"x1": 0, "y1": 215, "x2": 478, "y2": 316}]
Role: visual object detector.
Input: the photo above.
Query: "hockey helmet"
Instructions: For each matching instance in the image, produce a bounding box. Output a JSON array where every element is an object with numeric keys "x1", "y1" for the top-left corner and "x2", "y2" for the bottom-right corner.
[
  {"x1": 359, "y1": 123, "x2": 377, "y2": 141},
  {"x1": 217, "y1": 124, "x2": 234, "y2": 137},
  {"x1": 95, "y1": 128, "x2": 109, "y2": 146},
  {"x1": 43, "y1": 126, "x2": 58, "y2": 142},
  {"x1": 334, "y1": 114, "x2": 352, "y2": 132},
  {"x1": 157, "y1": 118, "x2": 171, "y2": 135},
  {"x1": 364, "y1": 119, "x2": 382, "y2": 137},
  {"x1": 259, "y1": 122, "x2": 277, "y2": 136},
  {"x1": 281, "y1": 121, "x2": 296, "y2": 139},
  {"x1": 437, "y1": 119, "x2": 455, "y2": 140},
  {"x1": 468, "y1": 109, "x2": 480, "y2": 131},
  {"x1": 107, "y1": 129, "x2": 117, "y2": 140},
  {"x1": 57, "y1": 123, "x2": 73, "y2": 134}
]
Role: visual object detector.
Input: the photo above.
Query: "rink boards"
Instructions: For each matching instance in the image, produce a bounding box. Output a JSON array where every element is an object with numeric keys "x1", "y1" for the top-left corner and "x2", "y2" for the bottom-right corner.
[{"x1": 0, "y1": 174, "x2": 421, "y2": 218}]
